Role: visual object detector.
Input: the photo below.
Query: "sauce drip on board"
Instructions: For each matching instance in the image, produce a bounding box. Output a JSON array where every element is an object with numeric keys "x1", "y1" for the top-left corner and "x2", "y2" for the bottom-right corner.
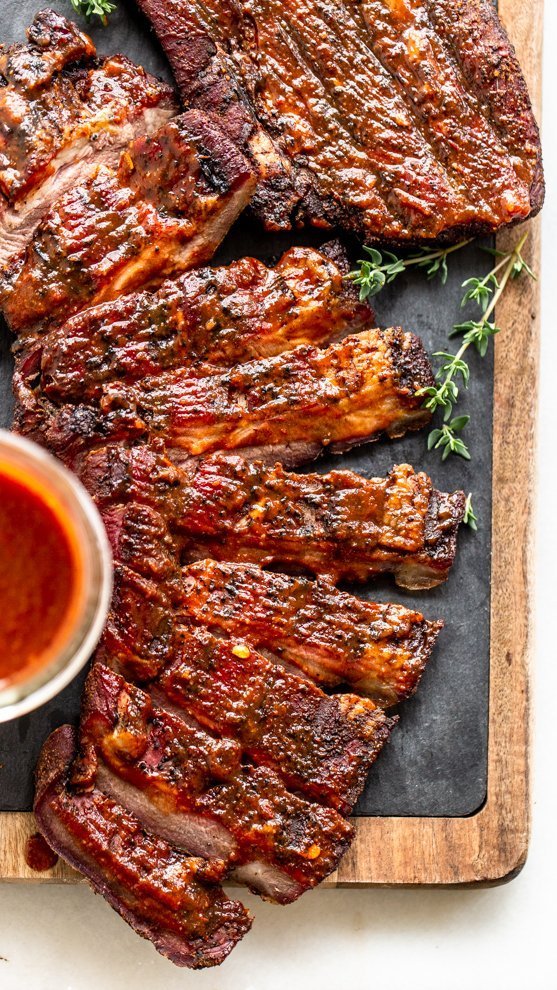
[
  {"x1": 24, "y1": 832, "x2": 59, "y2": 872},
  {"x1": 0, "y1": 463, "x2": 84, "y2": 691}
]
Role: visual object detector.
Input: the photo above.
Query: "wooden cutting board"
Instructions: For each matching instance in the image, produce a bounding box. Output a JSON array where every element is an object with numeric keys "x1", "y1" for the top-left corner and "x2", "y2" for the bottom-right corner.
[{"x1": 0, "y1": 0, "x2": 542, "y2": 884}]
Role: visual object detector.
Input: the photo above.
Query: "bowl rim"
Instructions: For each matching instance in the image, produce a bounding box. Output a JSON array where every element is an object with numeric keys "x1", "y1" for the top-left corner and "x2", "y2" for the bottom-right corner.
[{"x1": 0, "y1": 430, "x2": 113, "y2": 722}]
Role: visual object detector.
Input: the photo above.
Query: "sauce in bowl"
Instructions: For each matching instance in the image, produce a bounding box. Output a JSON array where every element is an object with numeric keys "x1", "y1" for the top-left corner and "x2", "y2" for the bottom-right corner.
[
  {"x1": 0, "y1": 463, "x2": 86, "y2": 692},
  {"x1": 0, "y1": 431, "x2": 112, "y2": 722}
]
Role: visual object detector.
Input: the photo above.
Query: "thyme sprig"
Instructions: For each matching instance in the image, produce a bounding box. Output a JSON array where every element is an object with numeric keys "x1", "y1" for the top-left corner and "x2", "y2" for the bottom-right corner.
[
  {"x1": 350, "y1": 231, "x2": 536, "y2": 531},
  {"x1": 348, "y1": 239, "x2": 472, "y2": 300},
  {"x1": 70, "y1": 0, "x2": 116, "y2": 25},
  {"x1": 419, "y1": 231, "x2": 534, "y2": 462}
]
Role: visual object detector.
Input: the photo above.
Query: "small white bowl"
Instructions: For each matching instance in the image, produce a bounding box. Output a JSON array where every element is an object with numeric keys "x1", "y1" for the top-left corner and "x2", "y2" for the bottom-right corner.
[{"x1": 0, "y1": 431, "x2": 112, "y2": 722}]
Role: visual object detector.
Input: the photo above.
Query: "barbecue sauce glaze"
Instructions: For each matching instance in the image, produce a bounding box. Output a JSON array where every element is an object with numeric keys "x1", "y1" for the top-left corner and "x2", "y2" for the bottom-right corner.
[{"x1": 0, "y1": 464, "x2": 83, "y2": 690}]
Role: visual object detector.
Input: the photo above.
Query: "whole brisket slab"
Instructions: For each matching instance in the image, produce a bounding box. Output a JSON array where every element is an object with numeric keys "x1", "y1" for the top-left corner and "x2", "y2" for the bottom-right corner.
[{"x1": 136, "y1": 0, "x2": 544, "y2": 240}]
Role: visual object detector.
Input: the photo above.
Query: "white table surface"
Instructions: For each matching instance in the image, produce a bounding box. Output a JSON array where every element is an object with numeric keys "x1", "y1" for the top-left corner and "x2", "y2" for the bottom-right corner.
[{"x1": 1, "y1": 6, "x2": 556, "y2": 988}]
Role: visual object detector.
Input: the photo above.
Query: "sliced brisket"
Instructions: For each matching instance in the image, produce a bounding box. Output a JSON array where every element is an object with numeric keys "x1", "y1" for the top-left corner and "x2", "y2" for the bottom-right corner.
[
  {"x1": 0, "y1": 10, "x2": 176, "y2": 266},
  {"x1": 178, "y1": 454, "x2": 465, "y2": 589},
  {"x1": 1, "y1": 111, "x2": 256, "y2": 337},
  {"x1": 25, "y1": 329, "x2": 433, "y2": 466},
  {"x1": 36, "y1": 243, "x2": 373, "y2": 403},
  {"x1": 156, "y1": 627, "x2": 395, "y2": 815},
  {"x1": 76, "y1": 663, "x2": 355, "y2": 902},
  {"x1": 68, "y1": 442, "x2": 465, "y2": 590},
  {"x1": 180, "y1": 560, "x2": 442, "y2": 704},
  {"x1": 34, "y1": 726, "x2": 252, "y2": 969}
]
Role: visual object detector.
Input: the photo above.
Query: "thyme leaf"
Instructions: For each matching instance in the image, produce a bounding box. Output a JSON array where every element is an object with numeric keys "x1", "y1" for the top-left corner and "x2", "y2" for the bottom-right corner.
[
  {"x1": 70, "y1": 0, "x2": 116, "y2": 25},
  {"x1": 463, "y1": 493, "x2": 478, "y2": 532}
]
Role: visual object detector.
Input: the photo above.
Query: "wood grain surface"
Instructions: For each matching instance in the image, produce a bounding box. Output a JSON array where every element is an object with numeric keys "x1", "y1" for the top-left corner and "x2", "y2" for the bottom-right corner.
[{"x1": 0, "y1": 0, "x2": 543, "y2": 885}]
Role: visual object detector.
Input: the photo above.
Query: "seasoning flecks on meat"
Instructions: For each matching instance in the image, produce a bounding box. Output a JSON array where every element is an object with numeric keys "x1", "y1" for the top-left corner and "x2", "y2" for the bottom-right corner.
[
  {"x1": 136, "y1": 0, "x2": 543, "y2": 240},
  {"x1": 76, "y1": 663, "x2": 356, "y2": 903},
  {"x1": 25, "y1": 329, "x2": 434, "y2": 466},
  {"x1": 180, "y1": 560, "x2": 442, "y2": 704},
  {"x1": 177, "y1": 454, "x2": 465, "y2": 589},
  {"x1": 38, "y1": 243, "x2": 374, "y2": 403},
  {"x1": 0, "y1": 10, "x2": 177, "y2": 266},
  {"x1": 0, "y1": 111, "x2": 256, "y2": 336},
  {"x1": 34, "y1": 726, "x2": 252, "y2": 969}
]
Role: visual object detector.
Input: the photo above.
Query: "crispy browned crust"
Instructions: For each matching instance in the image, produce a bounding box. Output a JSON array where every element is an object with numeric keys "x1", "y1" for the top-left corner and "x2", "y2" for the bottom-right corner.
[
  {"x1": 136, "y1": 0, "x2": 543, "y2": 240},
  {"x1": 0, "y1": 111, "x2": 256, "y2": 336},
  {"x1": 180, "y1": 560, "x2": 442, "y2": 704},
  {"x1": 135, "y1": 0, "x2": 300, "y2": 230},
  {"x1": 67, "y1": 442, "x2": 464, "y2": 591},
  {"x1": 149, "y1": 625, "x2": 395, "y2": 815},
  {"x1": 78, "y1": 662, "x2": 356, "y2": 900},
  {"x1": 37, "y1": 243, "x2": 374, "y2": 404},
  {"x1": 35, "y1": 726, "x2": 252, "y2": 968},
  {"x1": 427, "y1": 0, "x2": 544, "y2": 218},
  {"x1": 178, "y1": 455, "x2": 465, "y2": 590},
  {"x1": 21, "y1": 329, "x2": 433, "y2": 466},
  {"x1": 0, "y1": 12, "x2": 177, "y2": 267}
]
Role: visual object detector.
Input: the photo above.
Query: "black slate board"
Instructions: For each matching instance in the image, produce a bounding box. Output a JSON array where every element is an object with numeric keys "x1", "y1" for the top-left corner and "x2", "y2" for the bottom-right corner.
[{"x1": 0, "y1": 0, "x2": 492, "y2": 817}]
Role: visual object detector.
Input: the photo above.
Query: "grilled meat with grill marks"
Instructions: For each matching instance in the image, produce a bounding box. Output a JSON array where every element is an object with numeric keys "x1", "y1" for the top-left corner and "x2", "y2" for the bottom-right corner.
[
  {"x1": 0, "y1": 10, "x2": 176, "y2": 266},
  {"x1": 156, "y1": 626, "x2": 395, "y2": 815},
  {"x1": 22, "y1": 329, "x2": 433, "y2": 467},
  {"x1": 36, "y1": 243, "x2": 373, "y2": 404},
  {"x1": 82, "y1": 492, "x2": 440, "y2": 709},
  {"x1": 179, "y1": 455, "x2": 465, "y2": 589},
  {"x1": 136, "y1": 0, "x2": 544, "y2": 239},
  {"x1": 76, "y1": 663, "x2": 356, "y2": 902},
  {"x1": 96, "y1": 621, "x2": 395, "y2": 815},
  {"x1": 3, "y1": 5, "x2": 481, "y2": 971},
  {"x1": 1, "y1": 111, "x2": 256, "y2": 337},
  {"x1": 180, "y1": 560, "x2": 442, "y2": 704},
  {"x1": 34, "y1": 726, "x2": 252, "y2": 969},
  {"x1": 70, "y1": 442, "x2": 465, "y2": 590}
]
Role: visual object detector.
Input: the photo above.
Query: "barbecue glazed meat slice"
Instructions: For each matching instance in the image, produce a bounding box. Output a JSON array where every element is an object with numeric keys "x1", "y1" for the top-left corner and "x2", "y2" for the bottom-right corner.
[
  {"x1": 70, "y1": 442, "x2": 465, "y2": 590},
  {"x1": 106, "y1": 624, "x2": 395, "y2": 814},
  {"x1": 97, "y1": 501, "x2": 185, "y2": 680},
  {"x1": 135, "y1": 0, "x2": 300, "y2": 230},
  {"x1": 179, "y1": 455, "x2": 465, "y2": 589},
  {"x1": 0, "y1": 10, "x2": 176, "y2": 266},
  {"x1": 39, "y1": 243, "x2": 374, "y2": 403},
  {"x1": 34, "y1": 726, "x2": 252, "y2": 969},
  {"x1": 136, "y1": 0, "x2": 543, "y2": 240},
  {"x1": 0, "y1": 112, "x2": 256, "y2": 336},
  {"x1": 77, "y1": 663, "x2": 355, "y2": 903},
  {"x1": 40, "y1": 328, "x2": 433, "y2": 466},
  {"x1": 180, "y1": 560, "x2": 442, "y2": 704}
]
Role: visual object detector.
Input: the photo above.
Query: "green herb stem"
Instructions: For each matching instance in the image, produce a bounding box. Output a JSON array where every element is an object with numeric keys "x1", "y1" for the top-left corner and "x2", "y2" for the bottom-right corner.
[
  {"x1": 347, "y1": 239, "x2": 473, "y2": 300},
  {"x1": 463, "y1": 494, "x2": 478, "y2": 532},
  {"x1": 419, "y1": 231, "x2": 533, "y2": 466},
  {"x1": 350, "y1": 230, "x2": 536, "y2": 530}
]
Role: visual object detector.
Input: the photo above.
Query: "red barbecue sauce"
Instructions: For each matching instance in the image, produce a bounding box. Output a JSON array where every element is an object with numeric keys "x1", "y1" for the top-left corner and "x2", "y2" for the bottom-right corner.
[
  {"x1": 0, "y1": 464, "x2": 84, "y2": 691},
  {"x1": 25, "y1": 833, "x2": 59, "y2": 872}
]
